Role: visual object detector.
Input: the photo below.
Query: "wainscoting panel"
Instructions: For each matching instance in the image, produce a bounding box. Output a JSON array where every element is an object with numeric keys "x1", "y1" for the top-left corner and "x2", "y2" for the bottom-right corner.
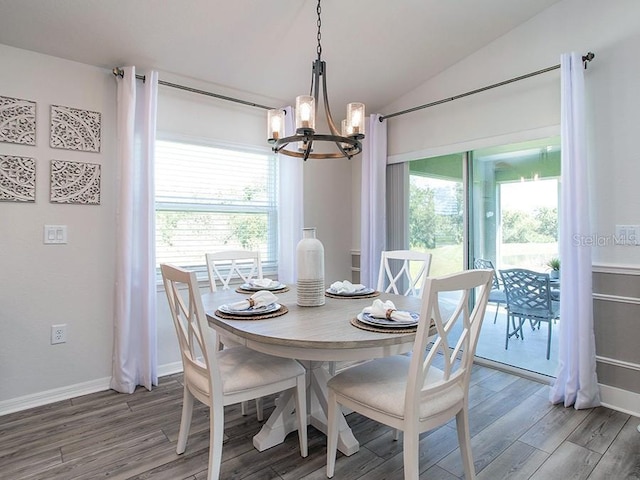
[{"x1": 593, "y1": 266, "x2": 640, "y2": 399}]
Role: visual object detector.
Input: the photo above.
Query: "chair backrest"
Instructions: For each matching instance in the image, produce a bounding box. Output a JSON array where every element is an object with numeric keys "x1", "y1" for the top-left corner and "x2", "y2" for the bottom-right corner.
[
  {"x1": 499, "y1": 268, "x2": 554, "y2": 316},
  {"x1": 474, "y1": 258, "x2": 500, "y2": 289},
  {"x1": 405, "y1": 269, "x2": 493, "y2": 419},
  {"x1": 205, "y1": 250, "x2": 263, "y2": 292},
  {"x1": 161, "y1": 263, "x2": 222, "y2": 400},
  {"x1": 376, "y1": 250, "x2": 432, "y2": 297}
]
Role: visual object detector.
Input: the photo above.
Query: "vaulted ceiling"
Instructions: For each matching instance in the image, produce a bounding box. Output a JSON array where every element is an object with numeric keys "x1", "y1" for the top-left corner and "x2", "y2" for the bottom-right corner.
[{"x1": 0, "y1": 0, "x2": 562, "y2": 112}]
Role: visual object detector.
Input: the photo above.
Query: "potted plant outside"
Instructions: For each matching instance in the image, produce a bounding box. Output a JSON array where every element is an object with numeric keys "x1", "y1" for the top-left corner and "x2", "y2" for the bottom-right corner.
[{"x1": 547, "y1": 258, "x2": 560, "y2": 280}]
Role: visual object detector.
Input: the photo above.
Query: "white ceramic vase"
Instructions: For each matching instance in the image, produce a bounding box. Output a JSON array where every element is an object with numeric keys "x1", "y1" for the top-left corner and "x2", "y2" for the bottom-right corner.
[{"x1": 296, "y1": 227, "x2": 325, "y2": 306}]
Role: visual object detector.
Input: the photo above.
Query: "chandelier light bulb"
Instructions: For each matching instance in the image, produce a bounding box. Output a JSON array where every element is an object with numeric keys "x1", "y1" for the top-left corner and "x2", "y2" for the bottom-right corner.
[{"x1": 267, "y1": 109, "x2": 285, "y2": 141}]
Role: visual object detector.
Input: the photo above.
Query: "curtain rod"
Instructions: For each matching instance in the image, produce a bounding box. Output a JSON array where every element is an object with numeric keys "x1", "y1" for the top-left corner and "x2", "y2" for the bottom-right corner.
[
  {"x1": 379, "y1": 52, "x2": 595, "y2": 122},
  {"x1": 112, "y1": 68, "x2": 276, "y2": 111}
]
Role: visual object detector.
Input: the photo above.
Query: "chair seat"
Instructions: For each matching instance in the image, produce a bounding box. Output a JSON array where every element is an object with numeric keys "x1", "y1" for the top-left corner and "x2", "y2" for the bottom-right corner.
[
  {"x1": 489, "y1": 288, "x2": 506, "y2": 303},
  {"x1": 186, "y1": 346, "x2": 305, "y2": 397},
  {"x1": 327, "y1": 355, "x2": 464, "y2": 421},
  {"x1": 509, "y1": 300, "x2": 559, "y2": 320}
]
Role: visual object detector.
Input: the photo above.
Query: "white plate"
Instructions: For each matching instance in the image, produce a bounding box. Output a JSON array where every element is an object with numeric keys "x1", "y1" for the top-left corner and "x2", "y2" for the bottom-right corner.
[
  {"x1": 241, "y1": 282, "x2": 286, "y2": 291},
  {"x1": 218, "y1": 302, "x2": 281, "y2": 316},
  {"x1": 357, "y1": 311, "x2": 419, "y2": 328},
  {"x1": 326, "y1": 287, "x2": 375, "y2": 297}
]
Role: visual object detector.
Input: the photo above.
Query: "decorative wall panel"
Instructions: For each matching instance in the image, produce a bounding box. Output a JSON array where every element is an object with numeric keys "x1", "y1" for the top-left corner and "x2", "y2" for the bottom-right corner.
[
  {"x1": 0, "y1": 154, "x2": 36, "y2": 202},
  {"x1": 50, "y1": 159, "x2": 101, "y2": 205},
  {"x1": 50, "y1": 105, "x2": 101, "y2": 153},
  {"x1": 0, "y1": 96, "x2": 36, "y2": 145}
]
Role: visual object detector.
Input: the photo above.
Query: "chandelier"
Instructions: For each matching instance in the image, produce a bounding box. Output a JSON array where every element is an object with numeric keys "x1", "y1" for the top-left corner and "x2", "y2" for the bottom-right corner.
[{"x1": 267, "y1": 0, "x2": 365, "y2": 160}]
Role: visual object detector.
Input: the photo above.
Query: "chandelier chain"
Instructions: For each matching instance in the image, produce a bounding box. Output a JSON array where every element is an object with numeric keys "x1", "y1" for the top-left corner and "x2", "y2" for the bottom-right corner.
[{"x1": 316, "y1": 0, "x2": 322, "y2": 58}]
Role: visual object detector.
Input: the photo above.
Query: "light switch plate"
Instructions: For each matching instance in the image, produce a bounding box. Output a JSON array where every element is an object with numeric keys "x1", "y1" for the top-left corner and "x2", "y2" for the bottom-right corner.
[
  {"x1": 615, "y1": 225, "x2": 640, "y2": 246},
  {"x1": 44, "y1": 225, "x2": 68, "y2": 244}
]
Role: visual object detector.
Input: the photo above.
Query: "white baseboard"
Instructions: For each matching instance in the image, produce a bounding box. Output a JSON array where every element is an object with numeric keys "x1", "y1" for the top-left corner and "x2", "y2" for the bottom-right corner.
[
  {"x1": 599, "y1": 383, "x2": 640, "y2": 418},
  {"x1": 0, "y1": 362, "x2": 185, "y2": 417},
  {"x1": 0, "y1": 377, "x2": 112, "y2": 416}
]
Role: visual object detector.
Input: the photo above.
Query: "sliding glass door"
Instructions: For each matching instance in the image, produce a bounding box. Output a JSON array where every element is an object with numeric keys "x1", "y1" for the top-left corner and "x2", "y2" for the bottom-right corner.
[
  {"x1": 408, "y1": 136, "x2": 561, "y2": 376},
  {"x1": 408, "y1": 153, "x2": 464, "y2": 277}
]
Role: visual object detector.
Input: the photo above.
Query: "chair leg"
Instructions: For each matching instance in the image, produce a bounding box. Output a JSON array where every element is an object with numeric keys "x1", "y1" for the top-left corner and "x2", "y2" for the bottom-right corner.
[
  {"x1": 294, "y1": 376, "x2": 308, "y2": 457},
  {"x1": 241, "y1": 400, "x2": 248, "y2": 416},
  {"x1": 207, "y1": 403, "x2": 224, "y2": 480},
  {"x1": 402, "y1": 428, "x2": 420, "y2": 480},
  {"x1": 326, "y1": 390, "x2": 339, "y2": 478},
  {"x1": 546, "y1": 320, "x2": 552, "y2": 360},
  {"x1": 456, "y1": 408, "x2": 476, "y2": 480},
  {"x1": 176, "y1": 385, "x2": 194, "y2": 454},
  {"x1": 505, "y1": 313, "x2": 511, "y2": 350},
  {"x1": 493, "y1": 304, "x2": 499, "y2": 324}
]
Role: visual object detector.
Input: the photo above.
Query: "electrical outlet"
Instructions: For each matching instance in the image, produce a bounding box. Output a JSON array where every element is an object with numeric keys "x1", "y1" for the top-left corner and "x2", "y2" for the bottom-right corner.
[{"x1": 51, "y1": 324, "x2": 67, "y2": 344}]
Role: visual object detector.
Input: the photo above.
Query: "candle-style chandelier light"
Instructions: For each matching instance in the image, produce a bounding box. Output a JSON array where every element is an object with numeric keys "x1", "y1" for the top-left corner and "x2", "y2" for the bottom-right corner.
[{"x1": 267, "y1": 0, "x2": 365, "y2": 161}]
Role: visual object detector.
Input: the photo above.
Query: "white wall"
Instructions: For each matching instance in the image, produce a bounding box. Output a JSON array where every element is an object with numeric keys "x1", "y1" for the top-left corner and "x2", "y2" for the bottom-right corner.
[
  {"x1": 379, "y1": 0, "x2": 640, "y2": 268},
  {"x1": 0, "y1": 46, "x2": 355, "y2": 411},
  {"x1": 0, "y1": 45, "x2": 116, "y2": 405}
]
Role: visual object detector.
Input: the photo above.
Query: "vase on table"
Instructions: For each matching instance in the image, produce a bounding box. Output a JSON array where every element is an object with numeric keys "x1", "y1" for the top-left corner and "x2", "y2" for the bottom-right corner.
[{"x1": 296, "y1": 227, "x2": 325, "y2": 306}]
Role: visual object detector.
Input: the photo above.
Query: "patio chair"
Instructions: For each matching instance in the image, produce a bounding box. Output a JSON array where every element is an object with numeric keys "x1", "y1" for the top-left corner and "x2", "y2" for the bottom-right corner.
[
  {"x1": 499, "y1": 268, "x2": 560, "y2": 360},
  {"x1": 473, "y1": 258, "x2": 506, "y2": 323}
]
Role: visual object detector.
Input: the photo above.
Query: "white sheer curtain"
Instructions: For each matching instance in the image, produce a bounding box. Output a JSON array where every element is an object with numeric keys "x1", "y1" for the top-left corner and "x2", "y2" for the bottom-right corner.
[
  {"x1": 360, "y1": 114, "x2": 388, "y2": 287},
  {"x1": 549, "y1": 53, "x2": 600, "y2": 409},
  {"x1": 277, "y1": 106, "x2": 303, "y2": 283},
  {"x1": 110, "y1": 67, "x2": 158, "y2": 394}
]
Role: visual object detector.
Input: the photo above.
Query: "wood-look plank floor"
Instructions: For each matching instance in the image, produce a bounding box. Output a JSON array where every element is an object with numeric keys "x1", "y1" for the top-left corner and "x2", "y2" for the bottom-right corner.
[{"x1": 1, "y1": 365, "x2": 639, "y2": 479}]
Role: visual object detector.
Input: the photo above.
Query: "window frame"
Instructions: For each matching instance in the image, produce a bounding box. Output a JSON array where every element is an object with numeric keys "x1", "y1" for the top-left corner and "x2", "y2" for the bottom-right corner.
[{"x1": 154, "y1": 132, "x2": 279, "y2": 283}]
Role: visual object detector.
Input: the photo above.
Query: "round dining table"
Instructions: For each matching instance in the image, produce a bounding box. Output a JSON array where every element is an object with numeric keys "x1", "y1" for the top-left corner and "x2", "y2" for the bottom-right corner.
[{"x1": 203, "y1": 285, "x2": 423, "y2": 456}]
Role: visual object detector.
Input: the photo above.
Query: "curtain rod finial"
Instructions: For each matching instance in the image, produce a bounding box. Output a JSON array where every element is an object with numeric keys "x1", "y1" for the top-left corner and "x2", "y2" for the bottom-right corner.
[{"x1": 582, "y1": 52, "x2": 595, "y2": 68}]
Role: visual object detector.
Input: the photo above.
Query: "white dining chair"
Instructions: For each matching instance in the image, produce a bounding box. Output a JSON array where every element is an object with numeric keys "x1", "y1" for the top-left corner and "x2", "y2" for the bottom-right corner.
[
  {"x1": 205, "y1": 250, "x2": 263, "y2": 292},
  {"x1": 205, "y1": 250, "x2": 266, "y2": 418},
  {"x1": 161, "y1": 264, "x2": 307, "y2": 480},
  {"x1": 326, "y1": 269, "x2": 493, "y2": 480},
  {"x1": 376, "y1": 250, "x2": 432, "y2": 298}
]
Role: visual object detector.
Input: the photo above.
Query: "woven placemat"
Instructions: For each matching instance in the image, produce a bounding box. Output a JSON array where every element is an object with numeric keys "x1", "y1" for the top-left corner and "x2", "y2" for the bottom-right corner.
[
  {"x1": 215, "y1": 305, "x2": 289, "y2": 320},
  {"x1": 325, "y1": 290, "x2": 380, "y2": 300},
  {"x1": 235, "y1": 286, "x2": 290, "y2": 294},
  {"x1": 350, "y1": 317, "x2": 417, "y2": 334},
  {"x1": 350, "y1": 317, "x2": 438, "y2": 336}
]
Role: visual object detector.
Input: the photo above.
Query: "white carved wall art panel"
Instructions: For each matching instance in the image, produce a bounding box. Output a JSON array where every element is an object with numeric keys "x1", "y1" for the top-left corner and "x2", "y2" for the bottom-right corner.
[
  {"x1": 50, "y1": 105, "x2": 101, "y2": 153},
  {"x1": 0, "y1": 154, "x2": 36, "y2": 202},
  {"x1": 50, "y1": 159, "x2": 101, "y2": 205},
  {"x1": 0, "y1": 96, "x2": 36, "y2": 146}
]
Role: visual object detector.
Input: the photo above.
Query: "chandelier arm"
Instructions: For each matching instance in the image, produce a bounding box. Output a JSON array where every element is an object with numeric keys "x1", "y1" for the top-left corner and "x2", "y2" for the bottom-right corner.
[{"x1": 320, "y1": 61, "x2": 341, "y2": 136}]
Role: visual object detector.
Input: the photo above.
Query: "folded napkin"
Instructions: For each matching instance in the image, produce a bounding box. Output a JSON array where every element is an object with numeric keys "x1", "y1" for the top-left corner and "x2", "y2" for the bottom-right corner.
[
  {"x1": 228, "y1": 290, "x2": 278, "y2": 311},
  {"x1": 362, "y1": 299, "x2": 414, "y2": 323},
  {"x1": 248, "y1": 278, "x2": 279, "y2": 288},
  {"x1": 330, "y1": 280, "x2": 366, "y2": 294}
]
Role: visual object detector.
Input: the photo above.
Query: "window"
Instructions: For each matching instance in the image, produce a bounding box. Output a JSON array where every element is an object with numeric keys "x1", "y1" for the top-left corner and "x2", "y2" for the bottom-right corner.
[{"x1": 155, "y1": 137, "x2": 278, "y2": 279}]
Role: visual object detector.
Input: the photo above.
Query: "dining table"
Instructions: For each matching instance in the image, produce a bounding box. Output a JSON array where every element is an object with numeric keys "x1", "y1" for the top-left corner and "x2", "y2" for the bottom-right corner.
[{"x1": 203, "y1": 285, "x2": 424, "y2": 457}]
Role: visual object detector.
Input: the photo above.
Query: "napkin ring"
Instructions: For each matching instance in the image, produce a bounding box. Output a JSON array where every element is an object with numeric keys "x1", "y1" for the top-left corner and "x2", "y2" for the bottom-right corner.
[
  {"x1": 248, "y1": 298, "x2": 256, "y2": 308},
  {"x1": 385, "y1": 308, "x2": 396, "y2": 320}
]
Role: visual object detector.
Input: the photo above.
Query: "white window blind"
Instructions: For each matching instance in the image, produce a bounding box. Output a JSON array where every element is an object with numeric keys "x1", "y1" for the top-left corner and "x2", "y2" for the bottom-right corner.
[{"x1": 155, "y1": 138, "x2": 278, "y2": 278}]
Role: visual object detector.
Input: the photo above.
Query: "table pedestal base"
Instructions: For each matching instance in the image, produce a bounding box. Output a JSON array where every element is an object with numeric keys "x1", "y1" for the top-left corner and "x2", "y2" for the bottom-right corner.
[{"x1": 252, "y1": 361, "x2": 359, "y2": 456}]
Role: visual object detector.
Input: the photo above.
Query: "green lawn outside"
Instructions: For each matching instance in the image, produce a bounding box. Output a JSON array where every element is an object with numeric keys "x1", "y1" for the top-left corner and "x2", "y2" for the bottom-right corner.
[{"x1": 413, "y1": 242, "x2": 558, "y2": 278}]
